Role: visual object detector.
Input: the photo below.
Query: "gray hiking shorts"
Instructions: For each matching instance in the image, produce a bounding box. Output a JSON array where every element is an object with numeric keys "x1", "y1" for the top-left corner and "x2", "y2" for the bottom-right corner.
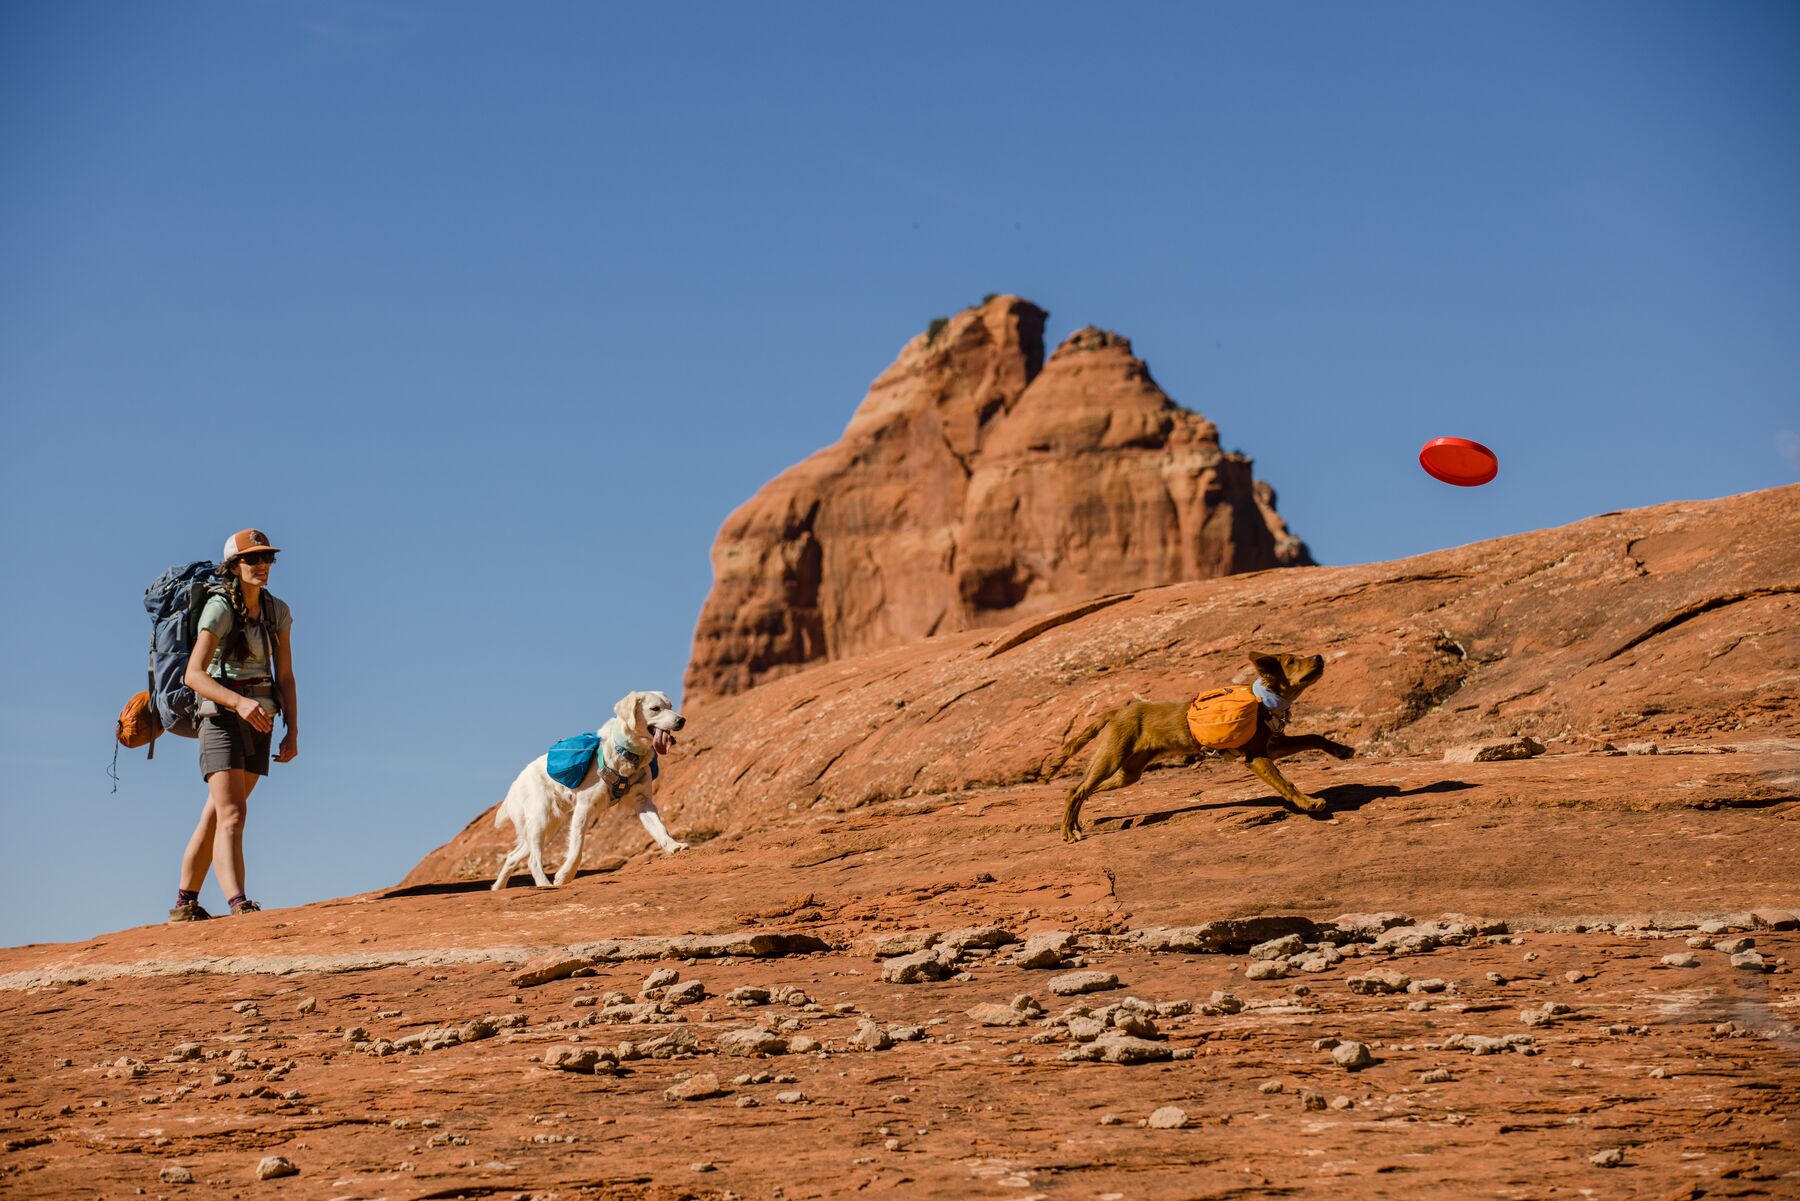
[{"x1": 199, "y1": 714, "x2": 271, "y2": 779}]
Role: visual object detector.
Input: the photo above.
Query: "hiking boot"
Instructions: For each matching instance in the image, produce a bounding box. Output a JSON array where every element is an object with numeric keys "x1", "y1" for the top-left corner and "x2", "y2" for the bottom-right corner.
[
  {"x1": 229, "y1": 898, "x2": 262, "y2": 915},
  {"x1": 168, "y1": 901, "x2": 212, "y2": 923}
]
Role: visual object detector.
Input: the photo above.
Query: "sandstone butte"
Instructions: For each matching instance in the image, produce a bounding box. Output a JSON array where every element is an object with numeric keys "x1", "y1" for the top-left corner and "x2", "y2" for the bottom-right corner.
[
  {"x1": 683, "y1": 294, "x2": 1312, "y2": 703},
  {"x1": 4, "y1": 490, "x2": 1797, "y2": 1200},
  {"x1": 415, "y1": 484, "x2": 1799, "y2": 883}
]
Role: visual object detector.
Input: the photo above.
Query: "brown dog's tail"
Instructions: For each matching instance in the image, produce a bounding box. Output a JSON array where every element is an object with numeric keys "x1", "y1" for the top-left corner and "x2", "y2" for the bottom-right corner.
[{"x1": 1042, "y1": 714, "x2": 1109, "y2": 778}]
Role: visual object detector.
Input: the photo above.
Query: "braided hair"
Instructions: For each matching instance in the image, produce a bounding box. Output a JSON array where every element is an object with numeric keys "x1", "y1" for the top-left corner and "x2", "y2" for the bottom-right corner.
[{"x1": 213, "y1": 559, "x2": 260, "y2": 667}]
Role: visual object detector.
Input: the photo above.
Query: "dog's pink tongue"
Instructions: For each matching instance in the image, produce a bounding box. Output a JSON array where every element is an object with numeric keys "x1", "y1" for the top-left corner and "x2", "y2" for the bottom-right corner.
[{"x1": 653, "y1": 729, "x2": 674, "y2": 755}]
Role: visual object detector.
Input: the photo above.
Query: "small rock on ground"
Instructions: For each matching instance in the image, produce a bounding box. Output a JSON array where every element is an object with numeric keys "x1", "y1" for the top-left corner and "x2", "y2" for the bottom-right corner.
[
  {"x1": 1146, "y1": 1106, "x2": 1188, "y2": 1129},
  {"x1": 664, "y1": 1073, "x2": 725, "y2": 1102},
  {"x1": 1049, "y1": 970, "x2": 1120, "y2": 996},
  {"x1": 255, "y1": 1156, "x2": 298, "y2": 1180}
]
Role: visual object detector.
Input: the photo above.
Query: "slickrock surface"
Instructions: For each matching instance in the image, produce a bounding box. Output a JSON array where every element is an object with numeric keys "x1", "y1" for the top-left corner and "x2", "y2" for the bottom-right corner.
[
  {"x1": 419, "y1": 485, "x2": 1798, "y2": 881},
  {"x1": 683, "y1": 294, "x2": 1310, "y2": 702},
  {"x1": 7, "y1": 735, "x2": 1800, "y2": 1198}
]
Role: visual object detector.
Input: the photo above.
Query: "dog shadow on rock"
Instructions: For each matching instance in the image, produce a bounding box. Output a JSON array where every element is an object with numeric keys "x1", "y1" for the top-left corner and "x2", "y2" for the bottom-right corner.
[
  {"x1": 385, "y1": 859, "x2": 630, "y2": 900},
  {"x1": 1096, "y1": 779, "x2": 1476, "y2": 833}
]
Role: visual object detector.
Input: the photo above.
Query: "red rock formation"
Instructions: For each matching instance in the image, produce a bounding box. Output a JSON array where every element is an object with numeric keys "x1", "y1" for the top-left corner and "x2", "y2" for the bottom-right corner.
[
  {"x1": 411, "y1": 485, "x2": 1798, "y2": 885},
  {"x1": 683, "y1": 296, "x2": 1310, "y2": 703}
]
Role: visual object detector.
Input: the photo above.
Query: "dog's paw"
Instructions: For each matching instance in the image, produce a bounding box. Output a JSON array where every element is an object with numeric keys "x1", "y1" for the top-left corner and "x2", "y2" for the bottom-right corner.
[
  {"x1": 1061, "y1": 826, "x2": 1085, "y2": 844},
  {"x1": 1331, "y1": 742, "x2": 1357, "y2": 760},
  {"x1": 665, "y1": 841, "x2": 690, "y2": 853}
]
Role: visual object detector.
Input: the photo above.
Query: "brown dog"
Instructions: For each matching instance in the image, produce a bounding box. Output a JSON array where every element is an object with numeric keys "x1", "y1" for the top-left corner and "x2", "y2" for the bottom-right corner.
[{"x1": 1048, "y1": 650, "x2": 1355, "y2": 842}]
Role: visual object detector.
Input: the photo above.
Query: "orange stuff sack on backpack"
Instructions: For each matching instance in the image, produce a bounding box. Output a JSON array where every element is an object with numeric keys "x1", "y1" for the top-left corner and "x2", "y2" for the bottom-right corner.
[
  {"x1": 117, "y1": 690, "x2": 163, "y2": 755},
  {"x1": 1186, "y1": 687, "x2": 1261, "y2": 750}
]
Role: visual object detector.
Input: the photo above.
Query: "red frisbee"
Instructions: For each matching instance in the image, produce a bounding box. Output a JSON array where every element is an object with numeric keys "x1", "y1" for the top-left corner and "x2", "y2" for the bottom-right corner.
[{"x1": 1419, "y1": 436, "x2": 1498, "y2": 487}]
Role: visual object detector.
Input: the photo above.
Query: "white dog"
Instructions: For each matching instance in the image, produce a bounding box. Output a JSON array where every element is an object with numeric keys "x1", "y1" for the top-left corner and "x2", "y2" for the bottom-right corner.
[{"x1": 491, "y1": 690, "x2": 688, "y2": 889}]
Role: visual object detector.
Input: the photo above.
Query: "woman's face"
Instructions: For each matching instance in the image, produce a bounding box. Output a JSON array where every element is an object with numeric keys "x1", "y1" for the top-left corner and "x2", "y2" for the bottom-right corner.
[{"x1": 233, "y1": 552, "x2": 275, "y2": 589}]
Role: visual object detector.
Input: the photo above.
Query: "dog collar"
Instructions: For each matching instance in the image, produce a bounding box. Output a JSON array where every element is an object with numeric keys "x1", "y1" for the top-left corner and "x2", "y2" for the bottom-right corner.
[
  {"x1": 1251, "y1": 677, "x2": 1290, "y2": 711},
  {"x1": 610, "y1": 727, "x2": 648, "y2": 769}
]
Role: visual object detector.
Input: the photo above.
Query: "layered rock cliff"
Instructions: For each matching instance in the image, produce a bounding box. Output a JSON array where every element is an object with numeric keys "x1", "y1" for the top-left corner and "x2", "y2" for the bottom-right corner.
[
  {"x1": 410, "y1": 485, "x2": 1799, "y2": 885},
  {"x1": 683, "y1": 295, "x2": 1311, "y2": 703}
]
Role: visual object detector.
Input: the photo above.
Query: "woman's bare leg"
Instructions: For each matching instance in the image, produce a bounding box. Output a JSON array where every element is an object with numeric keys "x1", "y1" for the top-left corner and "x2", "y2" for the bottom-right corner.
[{"x1": 181, "y1": 769, "x2": 258, "y2": 898}]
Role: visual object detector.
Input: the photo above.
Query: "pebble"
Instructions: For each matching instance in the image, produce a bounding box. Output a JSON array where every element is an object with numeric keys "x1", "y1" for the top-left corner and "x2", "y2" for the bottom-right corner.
[
  {"x1": 735, "y1": 1096, "x2": 758, "y2": 1108},
  {"x1": 1059, "y1": 1032, "x2": 1178, "y2": 1064},
  {"x1": 1243, "y1": 961, "x2": 1285, "y2": 981},
  {"x1": 1258, "y1": 1080, "x2": 1284, "y2": 1094},
  {"x1": 851, "y1": 1021, "x2": 893, "y2": 1052},
  {"x1": 776, "y1": 1090, "x2": 806, "y2": 1104},
  {"x1": 1098, "y1": 1114, "x2": 1121, "y2": 1125},
  {"x1": 717, "y1": 1029, "x2": 789, "y2": 1057},
  {"x1": 1715, "y1": 936, "x2": 1754, "y2": 955},
  {"x1": 1660, "y1": 953, "x2": 1700, "y2": 968},
  {"x1": 296, "y1": 997, "x2": 316, "y2": 1015},
  {"x1": 159, "y1": 1165, "x2": 194, "y2": 1184},
  {"x1": 1248, "y1": 934, "x2": 1306, "y2": 960},
  {"x1": 1731, "y1": 950, "x2": 1770, "y2": 972},
  {"x1": 1048, "y1": 970, "x2": 1121, "y2": 996},
  {"x1": 1347, "y1": 969, "x2": 1411, "y2": 995},
  {"x1": 692, "y1": 1161, "x2": 716, "y2": 1172},
  {"x1": 1331, "y1": 1041, "x2": 1373, "y2": 1070},
  {"x1": 1146, "y1": 1106, "x2": 1188, "y2": 1129},
  {"x1": 1330, "y1": 1096, "x2": 1355, "y2": 1110},
  {"x1": 254, "y1": 1155, "x2": 298, "y2": 1180},
  {"x1": 664, "y1": 1073, "x2": 725, "y2": 1102},
  {"x1": 967, "y1": 1002, "x2": 1029, "y2": 1027},
  {"x1": 1420, "y1": 1068, "x2": 1452, "y2": 1084},
  {"x1": 1590, "y1": 1148, "x2": 1625, "y2": 1168},
  {"x1": 1011, "y1": 931, "x2": 1078, "y2": 969},
  {"x1": 643, "y1": 967, "x2": 681, "y2": 991},
  {"x1": 540, "y1": 1046, "x2": 618, "y2": 1074},
  {"x1": 1299, "y1": 1091, "x2": 1327, "y2": 1111},
  {"x1": 1564, "y1": 970, "x2": 1587, "y2": 983}
]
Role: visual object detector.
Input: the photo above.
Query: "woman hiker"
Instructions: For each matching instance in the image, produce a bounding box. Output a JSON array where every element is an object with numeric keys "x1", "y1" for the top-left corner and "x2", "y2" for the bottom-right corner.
[{"x1": 168, "y1": 529, "x2": 297, "y2": 922}]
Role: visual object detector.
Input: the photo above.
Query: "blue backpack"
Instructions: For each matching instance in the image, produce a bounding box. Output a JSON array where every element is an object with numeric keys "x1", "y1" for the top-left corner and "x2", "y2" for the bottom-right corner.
[{"x1": 144, "y1": 560, "x2": 227, "y2": 744}]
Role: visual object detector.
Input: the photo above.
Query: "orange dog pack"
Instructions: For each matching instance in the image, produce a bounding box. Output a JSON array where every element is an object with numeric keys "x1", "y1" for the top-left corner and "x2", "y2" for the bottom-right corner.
[{"x1": 1186, "y1": 686, "x2": 1262, "y2": 750}]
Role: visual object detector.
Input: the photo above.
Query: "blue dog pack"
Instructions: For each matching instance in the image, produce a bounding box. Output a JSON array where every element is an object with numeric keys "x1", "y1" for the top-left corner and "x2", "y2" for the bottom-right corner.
[{"x1": 545, "y1": 729, "x2": 660, "y2": 793}]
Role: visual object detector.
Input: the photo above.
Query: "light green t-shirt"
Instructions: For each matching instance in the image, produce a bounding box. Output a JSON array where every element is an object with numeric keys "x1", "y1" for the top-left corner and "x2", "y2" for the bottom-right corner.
[{"x1": 198, "y1": 592, "x2": 292, "y2": 682}]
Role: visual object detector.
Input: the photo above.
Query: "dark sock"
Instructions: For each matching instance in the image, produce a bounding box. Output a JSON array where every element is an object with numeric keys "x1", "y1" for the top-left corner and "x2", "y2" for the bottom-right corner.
[
  {"x1": 177, "y1": 889, "x2": 200, "y2": 906},
  {"x1": 227, "y1": 893, "x2": 247, "y2": 908}
]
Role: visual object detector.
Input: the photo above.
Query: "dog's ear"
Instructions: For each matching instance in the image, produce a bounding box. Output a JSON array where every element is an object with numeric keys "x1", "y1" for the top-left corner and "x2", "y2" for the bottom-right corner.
[
  {"x1": 614, "y1": 693, "x2": 641, "y2": 728},
  {"x1": 1247, "y1": 650, "x2": 1284, "y2": 685}
]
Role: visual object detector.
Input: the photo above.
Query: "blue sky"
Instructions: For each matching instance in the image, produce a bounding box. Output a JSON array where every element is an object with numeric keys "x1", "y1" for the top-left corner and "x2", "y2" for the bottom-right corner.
[{"x1": 2, "y1": 2, "x2": 1796, "y2": 947}]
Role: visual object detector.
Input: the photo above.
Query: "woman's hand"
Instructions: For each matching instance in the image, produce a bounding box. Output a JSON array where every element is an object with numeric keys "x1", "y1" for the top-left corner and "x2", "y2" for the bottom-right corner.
[
  {"x1": 234, "y1": 696, "x2": 275, "y2": 733},
  {"x1": 276, "y1": 730, "x2": 298, "y2": 763}
]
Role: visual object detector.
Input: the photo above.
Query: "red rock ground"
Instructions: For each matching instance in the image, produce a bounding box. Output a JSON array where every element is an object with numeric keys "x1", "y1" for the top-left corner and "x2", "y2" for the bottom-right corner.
[{"x1": 4, "y1": 746, "x2": 1798, "y2": 1199}]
